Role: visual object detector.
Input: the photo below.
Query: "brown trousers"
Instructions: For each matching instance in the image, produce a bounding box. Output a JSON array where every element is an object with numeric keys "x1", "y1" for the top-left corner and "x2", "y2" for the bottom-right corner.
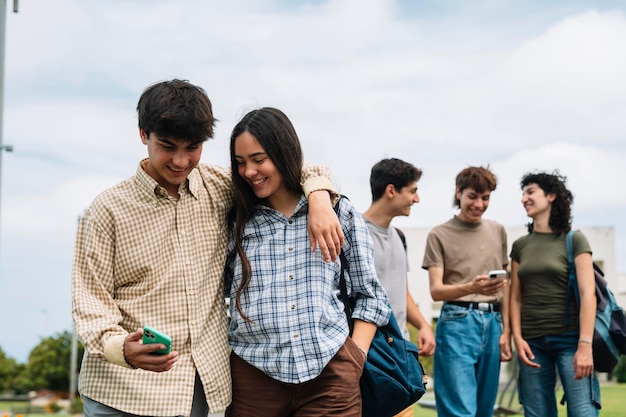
[{"x1": 226, "y1": 338, "x2": 365, "y2": 417}]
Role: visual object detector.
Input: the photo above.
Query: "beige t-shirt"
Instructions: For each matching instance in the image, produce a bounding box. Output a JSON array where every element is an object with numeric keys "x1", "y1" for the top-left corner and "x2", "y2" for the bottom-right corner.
[{"x1": 422, "y1": 216, "x2": 508, "y2": 303}]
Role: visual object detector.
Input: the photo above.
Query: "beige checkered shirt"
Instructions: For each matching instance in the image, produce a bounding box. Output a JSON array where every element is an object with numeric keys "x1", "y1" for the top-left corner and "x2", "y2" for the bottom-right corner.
[{"x1": 72, "y1": 160, "x2": 332, "y2": 416}]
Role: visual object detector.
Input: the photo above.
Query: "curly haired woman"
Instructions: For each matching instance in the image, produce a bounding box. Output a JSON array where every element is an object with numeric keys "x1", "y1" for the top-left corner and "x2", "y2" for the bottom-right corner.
[{"x1": 510, "y1": 171, "x2": 600, "y2": 416}]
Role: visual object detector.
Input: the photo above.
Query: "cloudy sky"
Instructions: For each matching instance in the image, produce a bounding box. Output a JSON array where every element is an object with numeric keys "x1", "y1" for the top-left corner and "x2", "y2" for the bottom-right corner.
[{"x1": 1, "y1": 0, "x2": 625, "y2": 363}]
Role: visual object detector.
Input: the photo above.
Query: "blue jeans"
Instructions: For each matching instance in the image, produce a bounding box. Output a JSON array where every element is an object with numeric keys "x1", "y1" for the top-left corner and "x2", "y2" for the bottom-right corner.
[
  {"x1": 518, "y1": 331, "x2": 600, "y2": 417},
  {"x1": 434, "y1": 303, "x2": 502, "y2": 417},
  {"x1": 82, "y1": 372, "x2": 210, "y2": 417}
]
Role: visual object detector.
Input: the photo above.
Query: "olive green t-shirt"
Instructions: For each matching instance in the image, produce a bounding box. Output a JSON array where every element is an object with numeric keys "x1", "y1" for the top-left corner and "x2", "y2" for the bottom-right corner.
[{"x1": 510, "y1": 230, "x2": 592, "y2": 339}]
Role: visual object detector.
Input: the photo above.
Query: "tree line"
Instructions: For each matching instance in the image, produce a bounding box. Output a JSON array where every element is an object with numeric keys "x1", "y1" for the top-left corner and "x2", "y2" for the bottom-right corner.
[
  {"x1": 2, "y1": 329, "x2": 624, "y2": 396},
  {"x1": 0, "y1": 330, "x2": 83, "y2": 394}
]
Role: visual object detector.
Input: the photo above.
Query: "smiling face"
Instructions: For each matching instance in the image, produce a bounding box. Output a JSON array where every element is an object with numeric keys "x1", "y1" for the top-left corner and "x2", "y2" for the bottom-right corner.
[
  {"x1": 233, "y1": 131, "x2": 288, "y2": 207},
  {"x1": 522, "y1": 182, "x2": 555, "y2": 219},
  {"x1": 392, "y1": 181, "x2": 420, "y2": 217},
  {"x1": 456, "y1": 186, "x2": 491, "y2": 223},
  {"x1": 141, "y1": 130, "x2": 203, "y2": 197}
]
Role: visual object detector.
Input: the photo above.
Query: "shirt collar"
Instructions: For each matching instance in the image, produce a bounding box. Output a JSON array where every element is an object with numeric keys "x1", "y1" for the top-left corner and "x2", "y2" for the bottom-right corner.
[
  {"x1": 452, "y1": 214, "x2": 482, "y2": 228},
  {"x1": 135, "y1": 159, "x2": 200, "y2": 200},
  {"x1": 256, "y1": 194, "x2": 308, "y2": 216}
]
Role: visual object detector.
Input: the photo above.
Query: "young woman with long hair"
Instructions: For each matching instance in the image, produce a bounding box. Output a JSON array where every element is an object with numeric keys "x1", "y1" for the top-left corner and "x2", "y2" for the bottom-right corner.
[{"x1": 224, "y1": 107, "x2": 391, "y2": 417}]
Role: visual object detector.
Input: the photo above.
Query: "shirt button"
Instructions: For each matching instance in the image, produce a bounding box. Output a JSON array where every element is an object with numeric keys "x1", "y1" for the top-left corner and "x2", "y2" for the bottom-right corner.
[
  {"x1": 288, "y1": 247, "x2": 293, "y2": 252},
  {"x1": 289, "y1": 275, "x2": 294, "y2": 281},
  {"x1": 189, "y1": 289, "x2": 196, "y2": 295},
  {"x1": 290, "y1": 304, "x2": 296, "y2": 310},
  {"x1": 288, "y1": 219, "x2": 293, "y2": 224},
  {"x1": 190, "y1": 320, "x2": 196, "y2": 326},
  {"x1": 293, "y1": 334, "x2": 299, "y2": 339}
]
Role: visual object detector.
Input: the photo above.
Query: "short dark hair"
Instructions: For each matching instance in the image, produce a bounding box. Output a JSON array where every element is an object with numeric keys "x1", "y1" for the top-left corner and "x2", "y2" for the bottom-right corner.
[
  {"x1": 520, "y1": 171, "x2": 573, "y2": 235},
  {"x1": 453, "y1": 166, "x2": 497, "y2": 208},
  {"x1": 369, "y1": 158, "x2": 422, "y2": 202},
  {"x1": 136, "y1": 79, "x2": 216, "y2": 144}
]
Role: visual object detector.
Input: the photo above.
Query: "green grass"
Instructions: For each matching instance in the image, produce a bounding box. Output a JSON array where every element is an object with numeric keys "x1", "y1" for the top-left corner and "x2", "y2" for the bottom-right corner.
[
  {"x1": 0, "y1": 412, "x2": 69, "y2": 417},
  {"x1": 556, "y1": 383, "x2": 625, "y2": 417},
  {"x1": 0, "y1": 401, "x2": 68, "y2": 417},
  {"x1": 2, "y1": 385, "x2": 624, "y2": 416},
  {"x1": 0, "y1": 401, "x2": 26, "y2": 409},
  {"x1": 1, "y1": 411, "x2": 53, "y2": 417},
  {"x1": 412, "y1": 382, "x2": 626, "y2": 416}
]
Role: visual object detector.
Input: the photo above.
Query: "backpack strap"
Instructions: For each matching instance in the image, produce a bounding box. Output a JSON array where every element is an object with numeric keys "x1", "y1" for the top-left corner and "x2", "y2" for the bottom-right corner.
[
  {"x1": 338, "y1": 250, "x2": 353, "y2": 333},
  {"x1": 333, "y1": 195, "x2": 354, "y2": 333},
  {"x1": 395, "y1": 227, "x2": 407, "y2": 252},
  {"x1": 564, "y1": 230, "x2": 581, "y2": 324}
]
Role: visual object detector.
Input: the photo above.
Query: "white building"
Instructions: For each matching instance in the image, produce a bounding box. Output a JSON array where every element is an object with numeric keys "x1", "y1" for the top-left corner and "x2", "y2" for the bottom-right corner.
[{"x1": 403, "y1": 226, "x2": 625, "y2": 322}]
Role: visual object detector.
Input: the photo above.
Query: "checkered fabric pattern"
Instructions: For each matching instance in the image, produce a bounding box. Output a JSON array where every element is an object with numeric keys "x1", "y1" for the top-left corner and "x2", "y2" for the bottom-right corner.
[
  {"x1": 226, "y1": 196, "x2": 391, "y2": 384},
  {"x1": 72, "y1": 160, "x2": 333, "y2": 416}
]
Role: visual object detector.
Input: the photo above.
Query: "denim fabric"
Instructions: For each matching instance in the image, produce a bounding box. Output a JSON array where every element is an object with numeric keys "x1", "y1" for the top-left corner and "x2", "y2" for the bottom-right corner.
[
  {"x1": 83, "y1": 372, "x2": 209, "y2": 417},
  {"x1": 82, "y1": 396, "x2": 141, "y2": 417},
  {"x1": 518, "y1": 331, "x2": 601, "y2": 417},
  {"x1": 434, "y1": 303, "x2": 503, "y2": 417}
]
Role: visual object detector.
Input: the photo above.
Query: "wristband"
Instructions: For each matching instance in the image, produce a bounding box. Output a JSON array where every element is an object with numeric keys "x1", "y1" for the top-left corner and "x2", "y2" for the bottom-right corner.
[{"x1": 578, "y1": 339, "x2": 592, "y2": 345}]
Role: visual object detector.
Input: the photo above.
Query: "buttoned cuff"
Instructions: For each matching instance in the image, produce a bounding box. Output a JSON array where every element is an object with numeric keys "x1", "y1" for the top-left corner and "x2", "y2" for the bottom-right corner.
[
  {"x1": 103, "y1": 334, "x2": 135, "y2": 368},
  {"x1": 302, "y1": 176, "x2": 339, "y2": 205}
]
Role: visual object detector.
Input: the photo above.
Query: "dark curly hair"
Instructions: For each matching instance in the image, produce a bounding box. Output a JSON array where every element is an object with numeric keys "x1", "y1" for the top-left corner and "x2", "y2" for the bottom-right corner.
[{"x1": 520, "y1": 171, "x2": 573, "y2": 235}]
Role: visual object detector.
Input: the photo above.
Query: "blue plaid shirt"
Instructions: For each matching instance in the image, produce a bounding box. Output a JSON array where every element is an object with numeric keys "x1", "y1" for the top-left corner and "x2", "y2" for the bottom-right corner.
[{"x1": 225, "y1": 195, "x2": 391, "y2": 383}]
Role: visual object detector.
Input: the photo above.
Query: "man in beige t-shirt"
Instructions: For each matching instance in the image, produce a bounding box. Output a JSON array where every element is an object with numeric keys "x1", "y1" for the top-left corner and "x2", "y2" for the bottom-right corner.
[{"x1": 422, "y1": 166, "x2": 511, "y2": 417}]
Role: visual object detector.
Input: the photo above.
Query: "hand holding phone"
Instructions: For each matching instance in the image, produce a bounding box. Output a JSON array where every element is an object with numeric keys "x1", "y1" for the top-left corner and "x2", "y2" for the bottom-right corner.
[
  {"x1": 487, "y1": 269, "x2": 507, "y2": 279},
  {"x1": 142, "y1": 325, "x2": 172, "y2": 355}
]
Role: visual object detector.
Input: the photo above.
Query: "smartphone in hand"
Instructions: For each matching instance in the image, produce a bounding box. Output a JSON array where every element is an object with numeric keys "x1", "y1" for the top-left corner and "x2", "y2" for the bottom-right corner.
[
  {"x1": 142, "y1": 325, "x2": 172, "y2": 355},
  {"x1": 487, "y1": 269, "x2": 507, "y2": 279}
]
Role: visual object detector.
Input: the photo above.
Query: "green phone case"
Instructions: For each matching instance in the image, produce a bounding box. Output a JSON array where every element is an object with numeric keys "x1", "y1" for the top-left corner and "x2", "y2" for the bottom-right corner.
[{"x1": 142, "y1": 325, "x2": 172, "y2": 355}]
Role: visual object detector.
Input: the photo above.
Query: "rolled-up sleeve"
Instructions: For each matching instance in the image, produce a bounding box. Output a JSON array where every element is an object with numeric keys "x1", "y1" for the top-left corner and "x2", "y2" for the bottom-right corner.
[
  {"x1": 337, "y1": 198, "x2": 391, "y2": 326},
  {"x1": 301, "y1": 163, "x2": 339, "y2": 204}
]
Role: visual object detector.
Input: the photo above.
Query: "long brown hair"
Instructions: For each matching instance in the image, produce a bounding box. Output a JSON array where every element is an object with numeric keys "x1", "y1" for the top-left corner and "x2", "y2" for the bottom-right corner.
[{"x1": 229, "y1": 107, "x2": 303, "y2": 321}]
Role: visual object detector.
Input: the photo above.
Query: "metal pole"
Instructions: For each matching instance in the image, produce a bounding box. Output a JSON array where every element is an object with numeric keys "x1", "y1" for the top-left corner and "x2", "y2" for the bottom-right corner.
[
  {"x1": 0, "y1": 0, "x2": 7, "y2": 265},
  {"x1": 69, "y1": 328, "x2": 78, "y2": 403},
  {"x1": 69, "y1": 213, "x2": 81, "y2": 404},
  {"x1": 0, "y1": 0, "x2": 16, "y2": 276}
]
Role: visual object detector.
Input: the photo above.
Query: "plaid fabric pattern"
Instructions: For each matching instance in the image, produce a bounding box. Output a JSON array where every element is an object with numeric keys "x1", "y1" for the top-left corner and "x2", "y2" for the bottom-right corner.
[
  {"x1": 73, "y1": 161, "x2": 233, "y2": 416},
  {"x1": 72, "y1": 160, "x2": 333, "y2": 416},
  {"x1": 226, "y1": 196, "x2": 391, "y2": 384}
]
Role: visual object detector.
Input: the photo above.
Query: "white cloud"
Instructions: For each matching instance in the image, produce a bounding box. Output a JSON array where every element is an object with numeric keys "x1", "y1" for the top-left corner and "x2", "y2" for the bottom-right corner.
[
  {"x1": 3, "y1": 174, "x2": 125, "y2": 234},
  {"x1": 504, "y1": 143, "x2": 626, "y2": 206},
  {"x1": 2, "y1": 0, "x2": 626, "y2": 363},
  {"x1": 480, "y1": 10, "x2": 626, "y2": 147}
]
